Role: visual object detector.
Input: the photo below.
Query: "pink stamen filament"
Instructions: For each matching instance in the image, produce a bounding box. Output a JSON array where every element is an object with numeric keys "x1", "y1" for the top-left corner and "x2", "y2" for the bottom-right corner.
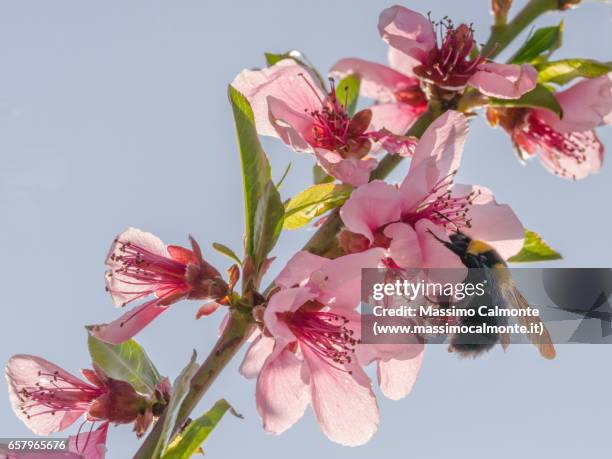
[
  {"x1": 372, "y1": 171, "x2": 478, "y2": 244},
  {"x1": 75, "y1": 420, "x2": 97, "y2": 454},
  {"x1": 287, "y1": 309, "x2": 358, "y2": 373},
  {"x1": 297, "y1": 74, "x2": 374, "y2": 155},
  {"x1": 418, "y1": 16, "x2": 487, "y2": 86},
  {"x1": 18, "y1": 371, "x2": 103, "y2": 419},
  {"x1": 404, "y1": 174, "x2": 480, "y2": 230},
  {"x1": 107, "y1": 240, "x2": 191, "y2": 306},
  {"x1": 519, "y1": 113, "x2": 591, "y2": 179}
]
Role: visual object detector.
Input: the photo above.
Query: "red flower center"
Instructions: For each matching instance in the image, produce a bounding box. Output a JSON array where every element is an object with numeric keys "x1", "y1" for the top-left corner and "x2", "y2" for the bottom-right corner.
[
  {"x1": 283, "y1": 302, "x2": 358, "y2": 371},
  {"x1": 414, "y1": 19, "x2": 486, "y2": 89},
  {"x1": 17, "y1": 370, "x2": 104, "y2": 420},
  {"x1": 513, "y1": 112, "x2": 598, "y2": 179},
  {"x1": 106, "y1": 239, "x2": 191, "y2": 307},
  {"x1": 401, "y1": 172, "x2": 480, "y2": 231},
  {"x1": 300, "y1": 75, "x2": 374, "y2": 158}
]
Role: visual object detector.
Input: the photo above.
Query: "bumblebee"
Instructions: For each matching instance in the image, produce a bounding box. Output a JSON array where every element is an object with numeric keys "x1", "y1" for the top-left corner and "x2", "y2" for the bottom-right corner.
[{"x1": 429, "y1": 231, "x2": 556, "y2": 360}]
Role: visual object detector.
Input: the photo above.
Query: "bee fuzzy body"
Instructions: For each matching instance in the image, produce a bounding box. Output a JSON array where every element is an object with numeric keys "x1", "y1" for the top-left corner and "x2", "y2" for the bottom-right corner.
[
  {"x1": 431, "y1": 231, "x2": 556, "y2": 360},
  {"x1": 450, "y1": 256, "x2": 505, "y2": 358},
  {"x1": 449, "y1": 307, "x2": 500, "y2": 357}
]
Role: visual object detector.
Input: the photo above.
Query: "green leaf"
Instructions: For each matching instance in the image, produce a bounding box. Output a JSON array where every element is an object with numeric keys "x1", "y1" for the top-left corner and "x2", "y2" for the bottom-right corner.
[
  {"x1": 264, "y1": 49, "x2": 326, "y2": 88},
  {"x1": 212, "y1": 242, "x2": 241, "y2": 265},
  {"x1": 161, "y1": 399, "x2": 242, "y2": 459},
  {"x1": 228, "y1": 85, "x2": 273, "y2": 258},
  {"x1": 284, "y1": 183, "x2": 353, "y2": 230},
  {"x1": 510, "y1": 22, "x2": 563, "y2": 64},
  {"x1": 264, "y1": 49, "x2": 313, "y2": 69},
  {"x1": 87, "y1": 333, "x2": 161, "y2": 396},
  {"x1": 313, "y1": 164, "x2": 334, "y2": 184},
  {"x1": 536, "y1": 58, "x2": 612, "y2": 85},
  {"x1": 335, "y1": 74, "x2": 360, "y2": 117},
  {"x1": 508, "y1": 229, "x2": 562, "y2": 263},
  {"x1": 264, "y1": 51, "x2": 291, "y2": 67},
  {"x1": 252, "y1": 181, "x2": 285, "y2": 270},
  {"x1": 150, "y1": 351, "x2": 199, "y2": 459},
  {"x1": 488, "y1": 84, "x2": 563, "y2": 117}
]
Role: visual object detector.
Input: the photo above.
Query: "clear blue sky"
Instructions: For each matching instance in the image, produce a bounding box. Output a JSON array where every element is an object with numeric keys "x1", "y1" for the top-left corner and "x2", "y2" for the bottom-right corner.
[{"x1": 1, "y1": 1, "x2": 611, "y2": 457}]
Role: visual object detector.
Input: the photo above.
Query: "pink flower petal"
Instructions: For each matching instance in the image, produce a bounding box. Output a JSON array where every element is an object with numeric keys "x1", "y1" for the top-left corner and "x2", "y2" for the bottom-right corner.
[
  {"x1": 378, "y1": 6, "x2": 435, "y2": 64},
  {"x1": 239, "y1": 334, "x2": 276, "y2": 379},
  {"x1": 377, "y1": 351, "x2": 424, "y2": 400},
  {"x1": 275, "y1": 251, "x2": 328, "y2": 289},
  {"x1": 388, "y1": 46, "x2": 419, "y2": 76},
  {"x1": 538, "y1": 129, "x2": 604, "y2": 180},
  {"x1": 231, "y1": 59, "x2": 324, "y2": 138},
  {"x1": 105, "y1": 228, "x2": 169, "y2": 307},
  {"x1": 329, "y1": 58, "x2": 418, "y2": 103},
  {"x1": 267, "y1": 96, "x2": 315, "y2": 152},
  {"x1": 469, "y1": 63, "x2": 537, "y2": 99},
  {"x1": 166, "y1": 245, "x2": 198, "y2": 265},
  {"x1": 368, "y1": 103, "x2": 420, "y2": 135},
  {"x1": 399, "y1": 111, "x2": 468, "y2": 213},
  {"x1": 303, "y1": 347, "x2": 379, "y2": 446},
  {"x1": 340, "y1": 180, "x2": 401, "y2": 241},
  {"x1": 88, "y1": 299, "x2": 169, "y2": 344},
  {"x1": 256, "y1": 345, "x2": 310, "y2": 435},
  {"x1": 358, "y1": 340, "x2": 424, "y2": 365},
  {"x1": 195, "y1": 302, "x2": 220, "y2": 319},
  {"x1": 310, "y1": 248, "x2": 386, "y2": 309},
  {"x1": 370, "y1": 129, "x2": 417, "y2": 157},
  {"x1": 107, "y1": 228, "x2": 167, "y2": 260},
  {"x1": 384, "y1": 222, "x2": 422, "y2": 268},
  {"x1": 67, "y1": 423, "x2": 108, "y2": 459},
  {"x1": 452, "y1": 184, "x2": 524, "y2": 259},
  {"x1": 5, "y1": 355, "x2": 90, "y2": 435},
  {"x1": 315, "y1": 151, "x2": 377, "y2": 187},
  {"x1": 536, "y1": 72, "x2": 612, "y2": 133},
  {"x1": 415, "y1": 219, "x2": 466, "y2": 276},
  {"x1": 264, "y1": 287, "x2": 317, "y2": 341}
]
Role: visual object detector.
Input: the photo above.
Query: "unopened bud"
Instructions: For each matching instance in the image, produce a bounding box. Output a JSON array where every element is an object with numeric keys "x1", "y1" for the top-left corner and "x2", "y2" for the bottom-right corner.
[
  {"x1": 227, "y1": 264, "x2": 240, "y2": 291},
  {"x1": 134, "y1": 409, "x2": 154, "y2": 437}
]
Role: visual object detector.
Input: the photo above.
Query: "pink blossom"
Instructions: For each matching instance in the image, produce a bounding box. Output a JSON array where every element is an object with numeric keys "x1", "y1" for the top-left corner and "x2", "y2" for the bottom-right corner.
[
  {"x1": 241, "y1": 250, "x2": 383, "y2": 445},
  {"x1": 489, "y1": 73, "x2": 612, "y2": 179},
  {"x1": 377, "y1": 6, "x2": 537, "y2": 98},
  {"x1": 6, "y1": 355, "x2": 105, "y2": 436},
  {"x1": 339, "y1": 111, "x2": 525, "y2": 270},
  {"x1": 231, "y1": 59, "x2": 417, "y2": 186},
  {"x1": 90, "y1": 228, "x2": 228, "y2": 344},
  {"x1": 240, "y1": 249, "x2": 424, "y2": 444},
  {"x1": 5, "y1": 355, "x2": 155, "y2": 440}
]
